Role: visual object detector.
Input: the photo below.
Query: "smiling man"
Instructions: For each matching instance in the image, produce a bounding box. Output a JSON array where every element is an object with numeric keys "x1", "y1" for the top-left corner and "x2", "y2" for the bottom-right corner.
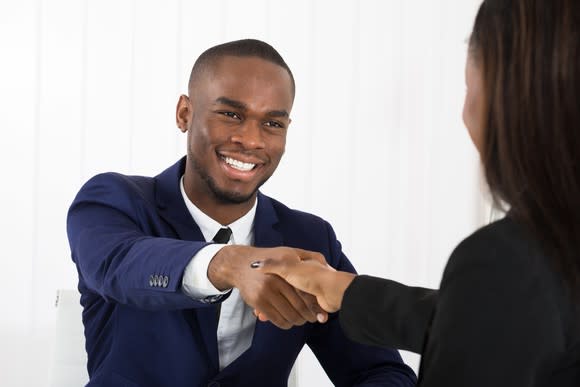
[{"x1": 67, "y1": 39, "x2": 416, "y2": 387}]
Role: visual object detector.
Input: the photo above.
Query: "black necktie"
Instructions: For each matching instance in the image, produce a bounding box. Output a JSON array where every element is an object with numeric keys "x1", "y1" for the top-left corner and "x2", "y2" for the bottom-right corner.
[
  {"x1": 212, "y1": 227, "x2": 232, "y2": 244},
  {"x1": 212, "y1": 227, "x2": 232, "y2": 324}
]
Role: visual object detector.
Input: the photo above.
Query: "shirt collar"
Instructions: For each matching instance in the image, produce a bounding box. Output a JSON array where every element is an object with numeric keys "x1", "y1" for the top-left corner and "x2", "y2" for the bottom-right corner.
[{"x1": 179, "y1": 176, "x2": 256, "y2": 244}]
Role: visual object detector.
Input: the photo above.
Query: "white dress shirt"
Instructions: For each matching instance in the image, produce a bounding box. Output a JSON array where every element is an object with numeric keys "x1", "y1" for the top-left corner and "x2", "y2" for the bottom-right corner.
[{"x1": 179, "y1": 177, "x2": 257, "y2": 370}]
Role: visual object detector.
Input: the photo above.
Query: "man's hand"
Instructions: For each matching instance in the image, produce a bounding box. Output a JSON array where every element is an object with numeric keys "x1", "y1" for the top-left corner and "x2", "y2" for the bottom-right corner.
[{"x1": 207, "y1": 246, "x2": 328, "y2": 329}]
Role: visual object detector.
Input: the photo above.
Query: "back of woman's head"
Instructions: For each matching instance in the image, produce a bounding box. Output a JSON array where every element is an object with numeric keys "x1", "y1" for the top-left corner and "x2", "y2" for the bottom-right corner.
[{"x1": 469, "y1": 0, "x2": 580, "y2": 289}]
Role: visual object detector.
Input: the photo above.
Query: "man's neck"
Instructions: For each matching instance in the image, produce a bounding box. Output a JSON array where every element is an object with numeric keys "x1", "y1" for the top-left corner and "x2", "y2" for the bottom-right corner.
[
  {"x1": 183, "y1": 183, "x2": 256, "y2": 226},
  {"x1": 195, "y1": 198, "x2": 256, "y2": 226}
]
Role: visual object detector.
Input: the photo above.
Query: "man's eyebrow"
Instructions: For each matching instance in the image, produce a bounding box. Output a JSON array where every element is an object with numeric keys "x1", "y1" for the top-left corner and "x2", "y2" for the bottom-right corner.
[
  {"x1": 267, "y1": 110, "x2": 290, "y2": 118},
  {"x1": 214, "y1": 97, "x2": 247, "y2": 110},
  {"x1": 215, "y1": 97, "x2": 289, "y2": 118}
]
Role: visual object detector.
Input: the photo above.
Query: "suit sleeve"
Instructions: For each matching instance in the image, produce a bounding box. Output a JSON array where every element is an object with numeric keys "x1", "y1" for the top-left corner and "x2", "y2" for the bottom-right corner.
[
  {"x1": 340, "y1": 275, "x2": 437, "y2": 353},
  {"x1": 306, "y1": 221, "x2": 417, "y2": 387},
  {"x1": 416, "y1": 232, "x2": 563, "y2": 387},
  {"x1": 67, "y1": 173, "x2": 214, "y2": 311}
]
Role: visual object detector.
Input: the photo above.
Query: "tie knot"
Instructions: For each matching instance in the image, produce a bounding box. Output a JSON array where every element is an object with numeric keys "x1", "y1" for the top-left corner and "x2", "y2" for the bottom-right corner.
[{"x1": 212, "y1": 227, "x2": 232, "y2": 244}]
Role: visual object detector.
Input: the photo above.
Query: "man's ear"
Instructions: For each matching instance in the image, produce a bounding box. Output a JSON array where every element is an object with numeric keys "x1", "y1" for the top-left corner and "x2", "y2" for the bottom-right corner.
[{"x1": 176, "y1": 94, "x2": 191, "y2": 133}]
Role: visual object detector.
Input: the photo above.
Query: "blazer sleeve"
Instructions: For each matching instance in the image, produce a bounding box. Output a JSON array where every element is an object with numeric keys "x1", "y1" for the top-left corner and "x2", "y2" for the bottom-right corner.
[
  {"x1": 340, "y1": 275, "x2": 437, "y2": 353},
  {"x1": 306, "y1": 222, "x2": 417, "y2": 387},
  {"x1": 67, "y1": 173, "x2": 213, "y2": 311}
]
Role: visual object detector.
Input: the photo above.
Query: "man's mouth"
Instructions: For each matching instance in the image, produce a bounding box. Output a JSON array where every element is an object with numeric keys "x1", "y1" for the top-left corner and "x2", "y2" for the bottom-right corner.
[{"x1": 220, "y1": 156, "x2": 256, "y2": 172}]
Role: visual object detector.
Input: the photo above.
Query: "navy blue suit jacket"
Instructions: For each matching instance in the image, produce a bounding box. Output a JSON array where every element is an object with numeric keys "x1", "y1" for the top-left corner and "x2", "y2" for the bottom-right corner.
[{"x1": 67, "y1": 158, "x2": 416, "y2": 387}]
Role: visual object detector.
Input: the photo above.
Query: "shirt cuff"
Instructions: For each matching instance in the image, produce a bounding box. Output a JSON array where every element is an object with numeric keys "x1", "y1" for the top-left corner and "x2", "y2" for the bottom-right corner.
[{"x1": 182, "y1": 244, "x2": 232, "y2": 299}]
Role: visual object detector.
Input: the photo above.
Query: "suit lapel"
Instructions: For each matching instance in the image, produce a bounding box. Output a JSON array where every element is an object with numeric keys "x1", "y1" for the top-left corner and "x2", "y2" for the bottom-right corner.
[
  {"x1": 246, "y1": 193, "x2": 284, "y2": 359},
  {"x1": 154, "y1": 157, "x2": 220, "y2": 371},
  {"x1": 253, "y1": 192, "x2": 283, "y2": 248},
  {"x1": 154, "y1": 157, "x2": 205, "y2": 242}
]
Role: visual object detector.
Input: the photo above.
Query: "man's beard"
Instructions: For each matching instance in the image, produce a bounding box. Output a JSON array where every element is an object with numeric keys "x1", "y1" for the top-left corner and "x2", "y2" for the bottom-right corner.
[{"x1": 191, "y1": 157, "x2": 269, "y2": 204}]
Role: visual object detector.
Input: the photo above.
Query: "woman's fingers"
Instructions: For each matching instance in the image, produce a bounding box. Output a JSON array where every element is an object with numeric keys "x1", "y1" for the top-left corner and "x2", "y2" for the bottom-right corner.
[
  {"x1": 250, "y1": 247, "x2": 352, "y2": 316},
  {"x1": 254, "y1": 258, "x2": 327, "y2": 296},
  {"x1": 292, "y1": 248, "x2": 328, "y2": 265}
]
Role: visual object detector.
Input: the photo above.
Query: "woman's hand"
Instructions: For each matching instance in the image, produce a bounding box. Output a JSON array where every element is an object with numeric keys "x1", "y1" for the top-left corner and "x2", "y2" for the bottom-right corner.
[
  {"x1": 251, "y1": 248, "x2": 356, "y2": 315},
  {"x1": 209, "y1": 245, "x2": 328, "y2": 329}
]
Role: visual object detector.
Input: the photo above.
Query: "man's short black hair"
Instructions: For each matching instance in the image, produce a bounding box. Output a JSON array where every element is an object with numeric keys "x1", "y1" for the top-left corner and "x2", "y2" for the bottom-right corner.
[{"x1": 188, "y1": 39, "x2": 295, "y2": 98}]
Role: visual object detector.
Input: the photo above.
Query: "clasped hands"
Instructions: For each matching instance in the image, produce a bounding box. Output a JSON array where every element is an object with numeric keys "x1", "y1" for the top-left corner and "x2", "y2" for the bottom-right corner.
[{"x1": 207, "y1": 245, "x2": 356, "y2": 330}]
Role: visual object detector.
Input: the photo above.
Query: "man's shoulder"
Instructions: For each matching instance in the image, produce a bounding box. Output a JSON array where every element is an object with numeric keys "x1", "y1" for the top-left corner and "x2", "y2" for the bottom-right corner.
[
  {"x1": 260, "y1": 193, "x2": 329, "y2": 229},
  {"x1": 82, "y1": 171, "x2": 155, "y2": 195},
  {"x1": 78, "y1": 159, "x2": 183, "y2": 200},
  {"x1": 73, "y1": 171, "x2": 160, "y2": 211}
]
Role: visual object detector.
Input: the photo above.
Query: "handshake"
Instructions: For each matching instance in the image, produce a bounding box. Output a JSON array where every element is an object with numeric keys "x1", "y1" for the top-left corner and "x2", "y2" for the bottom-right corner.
[{"x1": 207, "y1": 245, "x2": 356, "y2": 330}]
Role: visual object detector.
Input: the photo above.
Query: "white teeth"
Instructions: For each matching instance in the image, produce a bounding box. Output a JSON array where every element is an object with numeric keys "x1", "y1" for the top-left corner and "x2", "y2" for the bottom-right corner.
[{"x1": 222, "y1": 156, "x2": 255, "y2": 172}]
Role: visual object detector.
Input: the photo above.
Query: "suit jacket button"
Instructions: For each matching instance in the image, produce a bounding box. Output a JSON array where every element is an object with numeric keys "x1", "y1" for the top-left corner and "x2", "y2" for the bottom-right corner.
[
  {"x1": 149, "y1": 275, "x2": 154, "y2": 287},
  {"x1": 162, "y1": 275, "x2": 169, "y2": 288},
  {"x1": 154, "y1": 274, "x2": 161, "y2": 287}
]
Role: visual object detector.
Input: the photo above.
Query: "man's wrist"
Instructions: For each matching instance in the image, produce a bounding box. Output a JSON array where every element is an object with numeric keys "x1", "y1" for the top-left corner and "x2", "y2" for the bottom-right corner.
[
  {"x1": 208, "y1": 245, "x2": 239, "y2": 290},
  {"x1": 182, "y1": 244, "x2": 231, "y2": 298}
]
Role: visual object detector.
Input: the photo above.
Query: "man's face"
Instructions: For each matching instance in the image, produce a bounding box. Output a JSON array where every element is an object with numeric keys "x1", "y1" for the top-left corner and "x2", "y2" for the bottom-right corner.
[{"x1": 178, "y1": 56, "x2": 294, "y2": 205}]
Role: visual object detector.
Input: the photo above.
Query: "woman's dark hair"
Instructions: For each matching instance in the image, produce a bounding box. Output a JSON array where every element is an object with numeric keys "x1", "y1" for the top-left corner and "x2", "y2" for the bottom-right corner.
[{"x1": 469, "y1": 0, "x2": 580, "y2": 291}]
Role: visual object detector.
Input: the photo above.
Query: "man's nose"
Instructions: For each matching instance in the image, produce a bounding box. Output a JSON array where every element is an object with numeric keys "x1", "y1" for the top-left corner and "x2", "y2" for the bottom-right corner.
[{"x1": 230, "y1": 120, "x2": 266, "y2": 149}]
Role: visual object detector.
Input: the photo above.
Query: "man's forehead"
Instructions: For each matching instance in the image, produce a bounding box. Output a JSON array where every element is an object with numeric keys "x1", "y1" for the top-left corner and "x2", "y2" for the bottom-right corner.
[
  {"x1": 192, "y1": 55, "x2": 288, "y2": 87},
  {"x1": 210, "y1": 55, "x2": 287, "y2": 77},
  {"x1": 196, "y1": 57, "x2": 292, "y2": 94}
]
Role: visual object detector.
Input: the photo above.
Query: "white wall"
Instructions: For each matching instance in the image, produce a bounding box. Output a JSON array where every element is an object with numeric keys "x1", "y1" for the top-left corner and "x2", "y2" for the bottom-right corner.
[{"x1": 0, "y1": 0, "x2": 486, "y2": 386}]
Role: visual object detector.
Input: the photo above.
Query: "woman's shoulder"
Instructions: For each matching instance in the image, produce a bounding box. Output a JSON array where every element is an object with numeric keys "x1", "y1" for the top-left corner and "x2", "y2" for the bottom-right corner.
[
  {"x1": 447, "y1": 215, "x2": 546, "y2": 274},
  {"x1": 440, "y1": 215, "x2": 564, "y2": 301},
  {"x1": 442, "y1": 216, "x2": 573, "y2": 317}
]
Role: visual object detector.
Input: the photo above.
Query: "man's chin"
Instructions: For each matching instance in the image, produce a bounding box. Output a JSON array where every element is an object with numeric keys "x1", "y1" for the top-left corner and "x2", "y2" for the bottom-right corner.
[
  {"x1": 212, "y1": 188, "x2": 257, "y2": 205},
  {"x1": 201, "y1": 168, "x2": 267, "y2": 205}
]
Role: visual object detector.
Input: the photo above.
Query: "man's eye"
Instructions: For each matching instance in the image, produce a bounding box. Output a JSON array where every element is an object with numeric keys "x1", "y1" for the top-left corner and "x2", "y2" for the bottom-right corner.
[
  {"x1": 265, "y1": 120, "x2": 283, "y2": 128},
  {"x1": 221, "y1": 111, "x2": 241, "y2": 119}
]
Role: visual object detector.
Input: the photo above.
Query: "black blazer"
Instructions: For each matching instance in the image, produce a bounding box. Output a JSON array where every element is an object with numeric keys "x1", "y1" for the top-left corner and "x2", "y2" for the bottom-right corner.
[{"x1": 339, "y1": 216, "x2": 580, "y2": 386}]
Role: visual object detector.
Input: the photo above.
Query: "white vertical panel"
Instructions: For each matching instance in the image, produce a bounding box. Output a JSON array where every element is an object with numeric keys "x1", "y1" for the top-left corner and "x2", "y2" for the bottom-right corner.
[
  {"x1": 350, "y1": 0, "x2": 405, "y2": 276},
  {"x1": 30, "y1": 0, "x2": 87, "y2": 384},
  {"x1": 33, "y1": 0, "x2": 86, "y2": 340},
  {"x1": 0, "y1": 1, "x2": 40, "y2": 385},
  {"x1": 221, "y1": 0, "x2": 270, "y2": 41},
  {"x1": 308, "y1": 0, "x2": 358, "y2": 250},
  {"x1": 394, "y1": 0, "x2": 431, "y2": 287},
  {"x1": 177, "y1": 0, "x2": 227, "y2": 92},
  {"x1": 83, "y1": 0, "x2": 134, "y2": 178},
  {"x1": 0, "y1": 0, "x2": 37, "y2": 330},
  {"x1": 130, "y1": 0, "x2": 180, "y2": 175}
]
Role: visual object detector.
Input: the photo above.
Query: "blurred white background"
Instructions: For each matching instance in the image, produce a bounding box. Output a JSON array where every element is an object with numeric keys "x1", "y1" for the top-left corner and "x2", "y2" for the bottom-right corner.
[{"x1": 0, "y1": 0, "x2": 487, "y2": 386}]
